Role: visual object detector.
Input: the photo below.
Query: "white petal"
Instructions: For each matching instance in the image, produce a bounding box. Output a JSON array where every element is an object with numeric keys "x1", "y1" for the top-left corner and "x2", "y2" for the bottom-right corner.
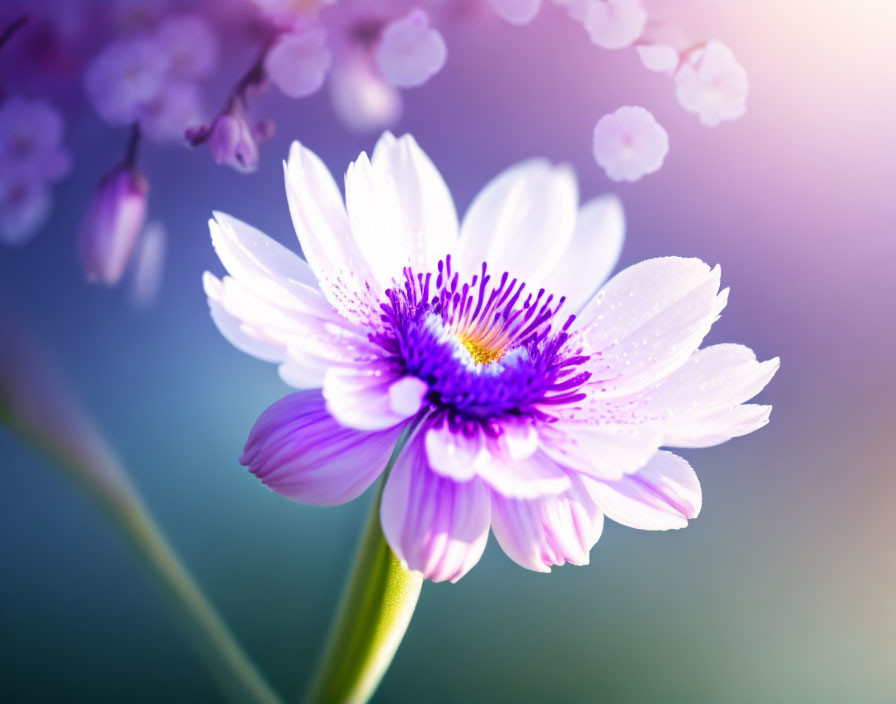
[
  {"x1": 540, "y1": 421, "x2": 661, "y2": 480},
  {"x1": 323, "y1": 366, "x2": 426, "y2": 431},
  {"x1": 344, "y1": 132, "x2": 458, "y2": 291},
  {"x1": 456, "y1": 159, "x2": 578, "y2": 290},
  {"x1": 490, "y1": 473, "x2": 603, "y2": 572},
  {"x1": 541, "y1": 194, "x2": 625, "y2": 314},
  {"x1": 589, "y1": 451, "x2": 701, "y2": 530},
  {"x1": 575, "y1": 257, "x2": 727, "y2": 397},
  {"x1": 381, "y1": 436, "x2": 490, "y2": 583},
  {"x1": 284, "y1": 140, "x2": 383, "y2": 318}
]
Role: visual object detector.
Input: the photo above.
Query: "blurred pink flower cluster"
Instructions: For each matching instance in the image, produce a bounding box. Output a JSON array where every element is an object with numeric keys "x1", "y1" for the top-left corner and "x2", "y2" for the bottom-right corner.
[{"x1": 0, "y1": 0, "x2": 749, "y2": 297}]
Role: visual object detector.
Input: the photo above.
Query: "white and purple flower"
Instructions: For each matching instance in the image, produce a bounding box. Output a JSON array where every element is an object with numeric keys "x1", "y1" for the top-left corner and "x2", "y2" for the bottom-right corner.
[{"x1": 204, "y1": 133, "x2": 777, "y2": 581}]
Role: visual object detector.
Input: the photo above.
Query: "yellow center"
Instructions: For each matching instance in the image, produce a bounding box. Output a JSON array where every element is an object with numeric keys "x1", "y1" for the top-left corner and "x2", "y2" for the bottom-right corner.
[{"x1": 461, "y1": 337, "x2": 505, "y2": 365}]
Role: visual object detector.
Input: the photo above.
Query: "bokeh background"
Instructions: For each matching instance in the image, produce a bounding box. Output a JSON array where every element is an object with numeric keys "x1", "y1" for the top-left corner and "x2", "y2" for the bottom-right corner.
[{"x1": 2, "y1": 1, "x2": 895, "y2": 702}]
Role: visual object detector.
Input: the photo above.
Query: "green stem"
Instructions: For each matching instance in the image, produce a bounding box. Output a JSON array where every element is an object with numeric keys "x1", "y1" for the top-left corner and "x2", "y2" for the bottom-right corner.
[
  {"x1": 304, "y1": 426, "x2": 424, "y2": 704},
  {"x1": 2, "y1": 413, "x2": 282, "y2": 704}
]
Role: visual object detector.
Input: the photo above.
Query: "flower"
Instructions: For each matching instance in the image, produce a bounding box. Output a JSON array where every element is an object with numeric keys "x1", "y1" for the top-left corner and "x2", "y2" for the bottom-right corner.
[
  {"x1": 675, "y1": 40, "x2": 748, "y2": 127},
  {"x1": 592, "y1": 106, "x2": 669, "y2": 182},
  {"x1": 204, "y1": 133, "x2": 777, "y2": 581},
  {"x1": 79, "y1": 163, "x2": 149, "y2": 285},
  {"x1": 129, "y1": 220, "x2": 167, "y2": 309},
  {"x1": 155, "y1": 14, "x2": 219, "y2": 80},
  {"x1": 566, "y1": 0, "x2": 647, "y2": 50},
  {"x1": 265, "y1": 29, "x2": 332, "y2": 99},
  {"x1": 487, "y1": 0, "x2": 543, "y2": 25},
  {"x1": 188, "y1": 99, "x2": 271, "y2": 173},
  {"x1": 84, "y1": 38, "x2": 170, "y2": 125},
  {"x1": 374, "y1": 9, "x2": 447, "y2": 89},
  {"x1": 0, "y1": 179, "x2": 51, "y2": 246}
]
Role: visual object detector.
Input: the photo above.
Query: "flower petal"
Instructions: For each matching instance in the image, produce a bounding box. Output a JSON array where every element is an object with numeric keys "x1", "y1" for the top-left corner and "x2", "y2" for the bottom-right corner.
[
  {"x1": 575, "y1": 257, "x2": 727, "y2": 397},
  {"x1": 344, "y1": 132, "x2": 459, "y2": 291},
  {"x1": 490, "y1": 472, "x2": 603, "y2": 572},
  {"x1": 425, "y1": 419, "x2": 569, "y2": 497},
  {"x1": 539, "y1": 421, "x2": 662, "y2": 480},
  {"x1": 240, "y1": 391, "x2": 402, "y2": 506},
  {"x1": 456, "y1": 159, "x2": 578, "y2": 290},
  {"x1": 323, "y1": 365, "x2": 427, "y2": 431},
  {"x1": 381, "y1": 436, "x2": 491, "y2": 582},
  {"x1": 488, "y1": 0, "x2": 542, "y2": 25},
  {"x1": 284, "y1": 140, "x2": 383, "y2": 319},
  {"x1": 589, "y1": 451, "x2": 701, "y2": 530},
  {"x1": 541, "y1": 193, "x2": 625, "y2": 314}
]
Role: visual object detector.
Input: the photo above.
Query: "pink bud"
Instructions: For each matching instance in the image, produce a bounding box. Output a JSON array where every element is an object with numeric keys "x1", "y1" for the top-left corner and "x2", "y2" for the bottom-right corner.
[
  {"x1": 207, "y1": 107, "x2": 259, "y2": 173},
  {"x1": 79, "y1": 165, "x2": 149, "y2": 285}
]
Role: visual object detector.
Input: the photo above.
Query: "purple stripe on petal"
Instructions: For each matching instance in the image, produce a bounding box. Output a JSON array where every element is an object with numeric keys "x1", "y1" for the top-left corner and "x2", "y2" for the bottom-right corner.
[
  {"x1": 588, "y1": 451, "x2": 702, "y2": 530},
  {"x1": 380, "y1": 435, "x2": 490, "y2": 583},
  {"x1": 490, "y1": 472, "x2": 604, "y2": 573},
  {"x1": 240, "y1": 391, "x2": 403, "y2": 506}
]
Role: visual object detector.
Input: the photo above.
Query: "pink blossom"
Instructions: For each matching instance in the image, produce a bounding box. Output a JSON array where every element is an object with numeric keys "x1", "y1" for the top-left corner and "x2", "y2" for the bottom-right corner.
[
  {"x1": 376, "y1": 9, "x2": 447, "y2": 88},
  {"x1": 329, "y1": 52, "x2": 402, "y2": 133},
  {"x1": 635, "y1": 43, "x2": 679, "y2": 73},
  {"x1": 592, "y1": 106, "x2": 669, "y2": 182},
  {"x1": 571, "y1": 0, "x2": 647, "y2": 50},
  {"x1": 155, "y1": 14, "x2": 219, "y2": 80},
  {"x1": 204, "y1": 133, "x2": 777, "y2": 581},
  {"x1": 79, "y1": 164, "x2": 149, "y2": 285},
  {"x1": 487, "y1": 0, "x2": 542, "y2": 25},
  {"x1": 140, "y1": 80, "x2": 204, "y2": 142},
  {"x1": 84, "y1": 38, "x2": 169, "y2": 125},
  {"x1": 675, "y1": 40, "x2": 748, "y2": 127},
  {"x1": 0, "y1": 180, "x2": 51, "y2": 246},
  {"x1": 265, "y1": 29, "x2": 332, "y2": 99},
  {"x1": 375, "y1": 9, "x2": 447, "y2": 89},
  {"x1": 0, "y1": 96, "x2": 71, "y2": 184}
]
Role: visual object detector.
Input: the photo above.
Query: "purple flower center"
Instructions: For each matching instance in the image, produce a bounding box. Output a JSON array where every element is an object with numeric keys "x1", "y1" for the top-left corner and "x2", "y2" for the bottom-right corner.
[{"x1": 372, "y1": 256, "x2": 592, "y2": 428}]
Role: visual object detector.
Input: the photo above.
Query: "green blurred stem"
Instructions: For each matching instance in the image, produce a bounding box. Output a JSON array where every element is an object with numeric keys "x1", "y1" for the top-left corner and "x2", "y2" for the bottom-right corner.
[
  {"x1": 2, "y1": 418, "x2": 283, "y2": 704},
  {"x1": 304, "y1": 425, "x2": 424, "y2": 704}
]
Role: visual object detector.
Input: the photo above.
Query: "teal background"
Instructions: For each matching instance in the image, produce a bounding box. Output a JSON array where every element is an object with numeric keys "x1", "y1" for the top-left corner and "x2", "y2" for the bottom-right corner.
[{"x1": 1, "y1": 1, "x2": 894, "y2": 701}]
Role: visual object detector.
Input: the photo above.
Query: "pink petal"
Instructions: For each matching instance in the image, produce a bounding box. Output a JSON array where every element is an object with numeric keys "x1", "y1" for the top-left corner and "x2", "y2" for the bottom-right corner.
[
  {"x1": 592, "y1": 106, "x2": 669, "y2": 183},
  {"x1": 375, "y1": 9, "x2": 447, "y2": 89},
  {"x1": 328, "y1": 51, "x2": 402, "y2": 134},
  {"x1": 381, "y1": 436, "x2": 491, "y2": 582},
  {"x1": 589, "y1": 451, "x2": 701, "y2": 530},
  {"x1": 240, "y1": 391, "x2": 403, "y2": 506},
  {"x1": 265, "y1": 29, "x2": 331, "y2": 99},
  {"x1": 488, "y1": 0, "x2": 542, "y2": 25},
  {"x1": 490, "y1": 473, "x2": 603, "y2": 572},
  {"x1": 580, "y1": 0, "x2": 647, "y2": 50}
]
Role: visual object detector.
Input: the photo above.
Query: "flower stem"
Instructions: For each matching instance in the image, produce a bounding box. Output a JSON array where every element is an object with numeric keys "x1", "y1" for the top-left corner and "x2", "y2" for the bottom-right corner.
[{"x1": 303, "y1": 426, "x2": 424, "y2": 704}]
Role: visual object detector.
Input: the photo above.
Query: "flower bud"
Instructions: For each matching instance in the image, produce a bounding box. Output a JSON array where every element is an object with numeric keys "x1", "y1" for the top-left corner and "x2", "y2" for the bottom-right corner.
[
  {"x1": 207, "y1": 107, "x2": 260, "y2": 173},
  {"x1": 79, "y1": 165, "x2": 149, "y2": 285}
]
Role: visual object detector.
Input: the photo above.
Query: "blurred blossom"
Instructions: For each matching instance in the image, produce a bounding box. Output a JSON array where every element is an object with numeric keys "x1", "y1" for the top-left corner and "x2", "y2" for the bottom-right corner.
[
  {"x1": 155, "y1": 14, "x2": 219, "y2": 80},
  {"x1": 140, "y1": 79, "x2": 205, "y2": 142},
  {"x1": 79, "y1": 163, "x2": 149, "y2": 285},
  {"x1": 0, "y1": 180, "x2": 51, "y2": 246},
  {"x1": 567, "y1": 0, "x2": 647, "y2": 50},
  {"x1": 487, "y1": 0, "x2": 542, "y2": 25},
  {"x1": 0, "y1": 96, "x2": 71, "y2": 246},
  {"x1": 329, "y1": 51, "x2": 402, "y2": 133},
  {"x1": 635, "y1": 43, "x2": 678, "y2": 73},
  {"x1": 0, "y1": 96, "x2": 71, "y2": 183},
  {"x1": 375, "y1": 9, "x2": 447, "y2": 89},
  {"x1": 84, "y1": 38, "x2": 169, "y2": 125},
  {"x1": 593, "y1": 106, "x2": 668, "y2": 182},
  {"x1": 265, "y1": 29, "x2": 332, "y2": 99},
  {"x1": 675, "y1": 40, "x2": 748, "y2": 127},
  {"x1": 113, "y1": 0, "x2": 168, "y2": 33},
  {"x1": 129, "y1": 220, "x2": 167, "y2": 309}
]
